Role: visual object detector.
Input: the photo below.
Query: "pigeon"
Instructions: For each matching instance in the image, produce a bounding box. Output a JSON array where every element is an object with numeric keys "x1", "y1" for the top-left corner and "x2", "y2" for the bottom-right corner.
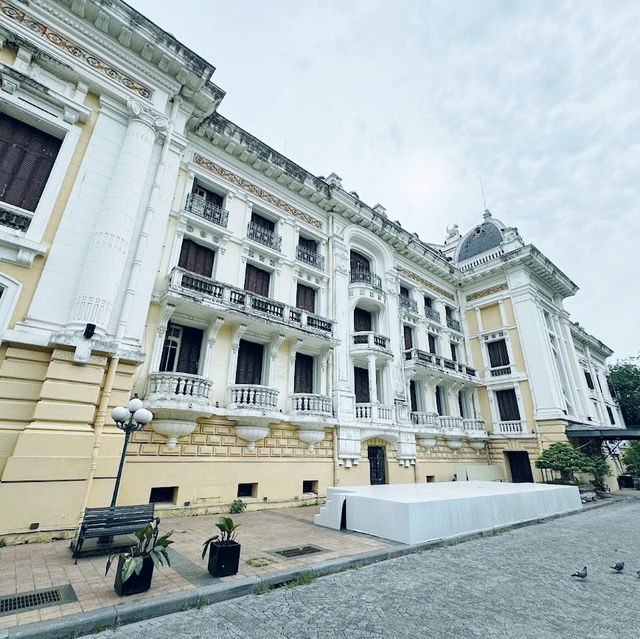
[
  {"x1": 611, "y1": 562, "x2": 624, "y2": 573},
  {"x1": 571, "y1": 566, "x2": 588, "y2": 579}
]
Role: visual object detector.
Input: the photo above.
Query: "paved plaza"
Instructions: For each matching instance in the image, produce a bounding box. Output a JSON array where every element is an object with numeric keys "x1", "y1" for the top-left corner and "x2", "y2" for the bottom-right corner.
[{"x1": 94, "y1": 498, "x2": 640, "y2": 639}]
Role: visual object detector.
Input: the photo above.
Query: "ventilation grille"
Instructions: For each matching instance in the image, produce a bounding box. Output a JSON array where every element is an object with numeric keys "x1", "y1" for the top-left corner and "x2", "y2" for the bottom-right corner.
[
  {"x1": 272, "y1": 545, "x2": 325, "y2": 559},
  {"x1": 0, "y1": 585, "x2": 76, "y2": 616}
]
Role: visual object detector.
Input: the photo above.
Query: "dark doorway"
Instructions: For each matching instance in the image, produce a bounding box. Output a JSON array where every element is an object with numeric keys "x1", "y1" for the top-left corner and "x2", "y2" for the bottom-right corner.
[
  {"x1": 368, "y1": 446, "x2": 386, "y2": 485},
  {"x1": 354, "y1": 367, "x2": 370, "y2": 403},
  {"x1": 506, "y1": 451, "x2": 534, "y2": 483}
]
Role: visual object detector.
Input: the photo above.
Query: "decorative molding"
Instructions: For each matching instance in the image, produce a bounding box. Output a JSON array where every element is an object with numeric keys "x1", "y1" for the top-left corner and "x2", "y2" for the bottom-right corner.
[
  {"x1": 396, "y1": 266, "x2": 455, "y2": 301},
  {"x1": 0, "y1": 1, "x2": 153, "y2": 99},
  {"x1": 466, "y1": 283, "x2": 508, "y2": 302},
  {"x1": 193, "y1": 154, "x2": 322, "y2": 229}
]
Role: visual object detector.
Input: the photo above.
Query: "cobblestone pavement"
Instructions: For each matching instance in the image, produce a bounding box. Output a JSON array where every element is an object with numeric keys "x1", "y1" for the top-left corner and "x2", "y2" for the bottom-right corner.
[{"x1": 94, "y1": 499, "x2": 640, "y2": 639}]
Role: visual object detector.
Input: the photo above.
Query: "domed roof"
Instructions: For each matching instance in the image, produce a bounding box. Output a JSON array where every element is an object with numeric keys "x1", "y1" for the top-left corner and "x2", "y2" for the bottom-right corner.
[{"x1": 457, "y1": 219, "x2": 504, "y2": 261}]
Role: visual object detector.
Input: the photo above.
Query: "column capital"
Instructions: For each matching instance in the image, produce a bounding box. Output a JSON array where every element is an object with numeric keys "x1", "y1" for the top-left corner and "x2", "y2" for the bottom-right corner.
[{"x1": 127, "y1": 99, "x2": 168, "y2": 131}]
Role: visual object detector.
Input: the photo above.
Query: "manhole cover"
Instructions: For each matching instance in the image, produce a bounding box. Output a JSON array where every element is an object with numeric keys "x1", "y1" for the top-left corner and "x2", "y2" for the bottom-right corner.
[
  {"x1": 271, "y1": 545, "x2": 325, "y2": 559},
  {"x1": 0, "y1": 585, "x2": 77, "y2": 616}
]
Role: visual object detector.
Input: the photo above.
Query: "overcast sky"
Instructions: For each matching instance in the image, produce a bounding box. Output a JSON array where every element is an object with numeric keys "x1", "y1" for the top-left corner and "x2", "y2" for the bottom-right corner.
[{"x1": 129, "y1": 0, "x2": 639, "y2": 361}]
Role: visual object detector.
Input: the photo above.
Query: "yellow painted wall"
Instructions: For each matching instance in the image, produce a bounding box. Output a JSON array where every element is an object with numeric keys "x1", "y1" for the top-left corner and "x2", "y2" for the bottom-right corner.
[{"x1": 480, "y1": 303, "x2": 502, "y2": 330}]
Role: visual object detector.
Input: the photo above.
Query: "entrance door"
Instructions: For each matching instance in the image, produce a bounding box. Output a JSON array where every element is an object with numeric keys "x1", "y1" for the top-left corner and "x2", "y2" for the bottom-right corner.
[
  {"x1": 368, "y1": 446, "x2": 386, "y2": 485},
  {"x1": 506, "y1": 451, "x2": 534, "y2": 483}
]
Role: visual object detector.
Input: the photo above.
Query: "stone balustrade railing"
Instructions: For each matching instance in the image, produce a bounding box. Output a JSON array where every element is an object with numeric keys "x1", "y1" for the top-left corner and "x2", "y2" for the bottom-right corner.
[
  {"x1": 352, "y1": 331, "x2": 389, "y2": 350},
  {"x1": 404, "y1": 348, "x2": 477, "y2": 378},
  {"x1": 355, "y1": 403, "x2": 395, "y2": 421},
  {"x1": 146, "y1": 372, "x2": 212, "y2": 399},
  {"x1": 440, "y1": 415, "x2": 464, "y2": 430},
  {"x1": 0, "y1": 202, "x2": 33, "y2": 232},
  {"x1": 495, "y1": 420, "x2": 527, "y2": 434},
  {"x1": 228, "y1": 384, "x2": 279, "y2": 409},
  {"x1": 291, "y1": 393, "x2": 333, "y2": 416}
]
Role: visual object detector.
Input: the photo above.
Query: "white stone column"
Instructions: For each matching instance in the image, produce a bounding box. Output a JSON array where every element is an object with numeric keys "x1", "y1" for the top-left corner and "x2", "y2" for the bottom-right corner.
[
  {"x1": 227, "y1": 324, "x2": 247, "y2": 386},
  {"x1": 70, "y1": 100, "x2": 166, "y2": 332},
  {"x1": 368, "y1": 354, "x2": 378, "y2": 405},
  {"x1": 320, "y1": 349, "x2": 330, "y2": 395},
  {"x1": 148, "y1": 303, "x2": 175, "y2": 372},
  {"x1": 201, "y1": 317, "x2": 225, "y2": 381},
  {"x1": 288, "y1": 339, "x2": 302, "y2": 397}
]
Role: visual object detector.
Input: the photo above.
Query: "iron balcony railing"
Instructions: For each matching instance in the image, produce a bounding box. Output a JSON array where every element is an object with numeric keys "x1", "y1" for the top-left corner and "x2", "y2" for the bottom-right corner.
[
  {"x1": 350, "y1": 268, "x2": 382, "y2": 290},
  {"x1": 184, "y1": 193, "x2": 229, "y2": 228},
  {"x1": 446, "y1": 316, "x2": 461, "y2": 331},
  {"x1": 424, "y1": 307, "x2": 441, "y2": 322},
  {"x1": 399, "y1": 296, "x2": 418, "y2": 312},
  {"x1": 296, "y1": 245, "x2": 325, "y2": 270},
  {"x1": 0, "y1": 202, "x2": 33, "y2": 232},
  {"x1": 247, "y1": 221, "x2": 282, "y2": 251},
  {"x1": 168, "y1": 267, "x2": 333, "y2": 335},
  {"x1": 404, "y1": 348, "x2": 477, "y2": 378}
]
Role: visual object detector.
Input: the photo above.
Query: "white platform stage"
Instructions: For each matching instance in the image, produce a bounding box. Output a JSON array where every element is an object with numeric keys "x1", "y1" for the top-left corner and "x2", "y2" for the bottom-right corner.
[{"x1": 314, "y1": 481, "x2": 581, "y2": 544}]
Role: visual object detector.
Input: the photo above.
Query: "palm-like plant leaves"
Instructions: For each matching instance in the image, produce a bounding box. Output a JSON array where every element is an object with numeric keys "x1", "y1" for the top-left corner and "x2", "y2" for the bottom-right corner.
[{"x1": 202, "y1": 517, "x2": 240, "y2": 559}]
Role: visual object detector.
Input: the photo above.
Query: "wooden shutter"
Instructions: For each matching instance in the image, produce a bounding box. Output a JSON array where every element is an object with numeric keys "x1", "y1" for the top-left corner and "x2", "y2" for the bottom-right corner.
[
  {"x1": 496, "y1": 389, "x2": 520, "y2": 421},
  {"x1": 178, "y1": 239, "x2": 215, "y2": 277},
  {"x1": 175, "y1": 326, "x2": 203, "y2": 374},
  {"x1": 298, "y1": 236, "x2": 316, "y2": 251},
  {"x1": 350, "y1": 250, "x2": 370, "y2": 272},
  {"x1": 251, "y1": 212, "x2": 275, "y2": 232},
  {"x1": 235, "y1": 340, "x2": 264, "y2": 385},
  {"x1": 403, "y1": 325, "x2": 413, "y2": 350},
  {"x1": 354, "y1": 308, "x2": 372, "y2": 332},
  {"x1": 428, "y1": 333, "x2": 437, "y2": 354},
  {"x1": 354, "y1": 367, "x2": 370, "y2": 403},
  {"x1": 458, "y1": 391, "x2": 465, "y2": 418},
  {"x1": 400, "y1": 286, "x2": 409, "y2": 297},
  {"x1": 244, "y1": 264, "x2": 271, "y2": 297},
  {"x1": 450, "y1": 342, "x2": 458, "y2": 362},
  {"x1": 294, "y1": 353, "x2": 314, "y2": 393},
  {"x1": 435, "y1": 385, "x2": 443, "y2": 415},
  {"x1": 409, "y1": 380, "x2": 418, "y2": 412},
  {"x1": 296, "y1": 283, "x2": 315, "y2": 312},
  {"x1": 0, "y1": 113, "x2": 61, "y2": 211},
  {"x1": 424, "y1": 296, "x2": 433, "y2": 308},
  {"x1": 487, "y1": 340, "x2": 509, "y2": 367},
  {"x1": 584, "y1": 371, "x2": 594, "y2": 390}
]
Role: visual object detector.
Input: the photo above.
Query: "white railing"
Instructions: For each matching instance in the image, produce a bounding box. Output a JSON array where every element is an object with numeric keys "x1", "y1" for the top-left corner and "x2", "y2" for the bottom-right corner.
[
  {"x1": 411, "y1": 412, "x2": 440, "y2": 427},
  {"x1": 228, "y1": 384, "x2": 279, "y2": 409},
  {"x1": 352, "y1": 331, "x2": 389, "y2": 350},
  {"x1": 463, "y1": 418, "x2": 487, "y2": 432},
  {"x1": 459, "y1": 247, "x2": 505, "y2": 271},
  {"x1": 0, "y1": 202, "x2": 33, "y2": 232},
  {"x1": 440, "y1": 415, "x2": 464, "y2": 430},
  {"x1": 291, "y1": 393, "x2": 333, "y2": 416},
  {"x1": 404, "y1": 348, "x2": 477, "y2": 379},
  {"x1": 489, "y1": 365, "x2": 512, "y2": 377},
  {"x1": 355, "y1": 403, "x2": 394, "y2": 421},
  {"x1": 495, "y1": 420, "x2": 526, "y2": 434},
  {"x1": 146, "y1": 372, "x2": 212, "y2": 399}
]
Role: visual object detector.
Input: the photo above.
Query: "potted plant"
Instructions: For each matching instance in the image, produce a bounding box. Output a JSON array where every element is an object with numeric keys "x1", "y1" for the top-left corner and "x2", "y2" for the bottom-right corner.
[
  {"x1": 202, "y1": 516, "x2": 241, "y2": 577},
  {"x1": 105, "y1": 518, "x2": 173, "y2": 596}
]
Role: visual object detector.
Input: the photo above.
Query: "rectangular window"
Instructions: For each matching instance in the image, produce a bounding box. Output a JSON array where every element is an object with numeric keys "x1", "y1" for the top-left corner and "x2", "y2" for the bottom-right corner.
[
  {"x1": 235, "y1": 340, "x2": 264, "y2": 385},
  {"x1": 354, "y1": 307, "x2": 373, "y2": 332},
  {"x1": 584, "y1": 371, "x2": 595, "y2": 390},
  {"x1": 403, "y1": 325, "x2": 413, "y2": 350},
  {"x1": 298, "y1": 236, "x2": 316, "y2": 252},
  {"x1": 237, "y1": 483, "x2": 257, "y2": 498},
  {"x1": 350, "y1": 250, "x2": 370, "y2": 273},
  {"x1": 487, "y1": 339, "x2": 510, "y2": 367},
  {"x1": 445, "y1": 305, "x2": 453, "y2": 319},
  {"x1": 496, "y1": 389, "x2": 521, "y2": 421},
  {"x1": 458, "y1": 391, "x2": 465, "y2": 418},
  {"x1": 178, "y1": 239, "x2": 215, "y2": 278},
  {"x1": 450, "y1": 342, "x2": 458, "y2": 362},
  {"x1": 409, "y1": 380, "x2": 418, "y2": 412},
  {"x1": 424, "y1": 296, "x2": 433, "y2": 308},
  {"x1": 400, "y1": 286, "x2": 409, "y2": 298},
  {"x1": 354, "y1": 367, "x2": 370, "y2": 403},
  {"x1": 244, "y1": 263, "x2": 271, "y2": 297},
  {"x1": 0, "y1": 113, "x2": 62, "y2": 211},
  {"x1": 606, "y1": 406, "x2": 615, "y2": 424},
  {"x1": 251, "y1": 211, "x2": 275, "y2": 232},
  {"x1": 159, "y1": 323, "x2": 203, "y2": 374},
  {"x1": 296, "y1": 283, "x2": 316, "y2": 312},
  {"x1": 149, "y1": 486, "x2": 177, "y2": 504},
  {"x1": 302, "y1": 480, "x2": 318, "y2": 494},
  {"x1": 435, "y1": 385, "x2": 443, "y2": 415},
  {"x1": 294, "y1": 353, "x2": 314, "y2": 394},
  {"x1": 191, "y1": 182, "x2": 223, "y2": 208},
  {"x1": 428, "y1": 333, "x2": 437, "y2": 354}
]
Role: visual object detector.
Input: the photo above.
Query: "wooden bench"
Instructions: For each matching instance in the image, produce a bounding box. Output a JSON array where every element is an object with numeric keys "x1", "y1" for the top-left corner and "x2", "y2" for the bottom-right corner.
[{"x1": 70, "y1": 504, "x2": 155, "y2": 563}]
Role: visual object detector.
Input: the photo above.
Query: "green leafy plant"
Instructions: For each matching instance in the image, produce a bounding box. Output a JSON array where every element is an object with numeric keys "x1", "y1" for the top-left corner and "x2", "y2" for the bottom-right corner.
[
  {"x1": 0, "y1": 537, "x2": 6, "y2": 548},
  {"x1": 246, "y1": 556, "x2": 276, "y2": 567},
  {"x1": 535, "y1": 442, "x2": 593, "y2": 483},
  {"x1": 105, "y1": 518, "x2": 173, "y2": 583},
  {"x1": 587, "y1": 455, "x2": 611, "y2": 491},
  {"x1": 623, "y1": 441, "x2": 640, "y2": 477},
  {"x1": 230, "y1": 499, "x2": 246, "y2": 514},
  {"x1": 201, "y1": 516, "x2": 240, "y2": 558},
  {"x1": 608, "y1": 358, "x2": 640, "y2": 425}
]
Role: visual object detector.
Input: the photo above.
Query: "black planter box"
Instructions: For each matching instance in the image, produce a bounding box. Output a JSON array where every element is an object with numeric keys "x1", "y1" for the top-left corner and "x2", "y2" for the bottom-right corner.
[
  {"x1": 207, "y1": 542, "x2": 241, "y2": 577},
  {"x1": 114, "y1": 555, "x2": 154, "y2": 596}
]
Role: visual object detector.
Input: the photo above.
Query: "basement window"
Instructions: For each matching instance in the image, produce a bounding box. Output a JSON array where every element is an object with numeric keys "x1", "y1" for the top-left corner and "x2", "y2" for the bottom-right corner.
[
  {"x1": 149, "y1": 486, "x2": 177, "y2": 504},
  {"x1": 302, "y1": 480, "x2": 318, "y2": 494},
  {"x1": 237, "y1": 483, "x2": 257, "y2": 498}
]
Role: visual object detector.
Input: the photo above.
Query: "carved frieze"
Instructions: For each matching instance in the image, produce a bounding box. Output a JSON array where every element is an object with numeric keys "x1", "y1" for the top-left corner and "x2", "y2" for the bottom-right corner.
[
  {"x1": 466, "y1": 283, "x2": 508, "y2": 301},
  {"x1": 395, "y1": 266, "x2": 455, "y2": 301}
]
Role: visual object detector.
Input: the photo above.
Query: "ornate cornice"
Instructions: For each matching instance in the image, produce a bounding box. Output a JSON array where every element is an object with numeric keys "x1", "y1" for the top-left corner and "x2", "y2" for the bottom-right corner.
[
  {"x1": 0, "y1": 0, "x2": 153, "y2": 98},
  {"x1": 466, "y1": 283, "x2": 508, "y2": 302},
  {"x1": 193, "y1": 154, "x2": 322, "y2": 229},
  {"x1": 396, "y1": 266, "x2": 455, "y2": 301}
]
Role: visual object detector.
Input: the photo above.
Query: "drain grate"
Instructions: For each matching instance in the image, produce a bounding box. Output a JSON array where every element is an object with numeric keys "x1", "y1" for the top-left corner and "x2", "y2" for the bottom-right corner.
[
  {"x1": 0, "y1": 585, "x2": 77, "y2": 617},
  {"x1": 272, "y1": 545, "x2": 325, "y2": 559}
]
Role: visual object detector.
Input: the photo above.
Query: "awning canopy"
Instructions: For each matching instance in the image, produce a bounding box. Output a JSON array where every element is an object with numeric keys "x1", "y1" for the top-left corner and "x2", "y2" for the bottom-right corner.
[{"x1": 565, "y1": 426, "x2": 640, "y2": 440}]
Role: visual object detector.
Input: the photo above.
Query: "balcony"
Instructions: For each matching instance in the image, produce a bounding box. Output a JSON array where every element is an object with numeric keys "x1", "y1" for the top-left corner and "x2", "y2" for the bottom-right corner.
[
  {"x1": 350, "y1": 268, "x2": 382, "y2": 290},
  {"x1": 446, "y1": 316, "x2": 461, "y2": 331},
  {"x1": 291, "y1": 393, "x2": 333, "y2": 416},
  {"x1": 228, "y1": 384, "x2": 278, "y2": 410},
  {"x1": 463, "y1": 418, "x2": 487, "y2": 433},
  {"x1": 352, "y1": 331, "x2": 390, "y2": 352},
  {"x1": 424, "y1": 307, "x2": 441, "y2": 322},
  {"x1": 489, "y1": 365, "x2": 512, "y2": 377},
  {"x1": 399, "y1": 296, "x2": 418, "y2": 313},
  {"x1": 355, "y1": 403, "x2": 394, "y2": 422},
  {"x1": 0, "y1": 202, "x2": 32, "y2": 232},
  {"x1": 296, "y1": 245, "x2": 325, "y2": 271},
  {"x1": 404, "y1": 348, "x2": 477, "y2": 381},
  {"x1": 247, "y1": 221, "x2": 282, "y2": 251},
  {"x1": 411, "y1": 411, "x2": 441, "y2": 428},
  {"x1": 290, "y1": 394, "x2": 336, "y2": 446},
  {"x1": 167, "y1": 268, "x2": 333, "y2": 336},
  {"x1": 184, "y1": 193, "x2": 229, "y2": 228},
  {"x1": 440, "y1": 415, "x2": 464, "y2": 431},
  {"x1": 494, "y1": 420, "x2": 527, "y2": 435}
]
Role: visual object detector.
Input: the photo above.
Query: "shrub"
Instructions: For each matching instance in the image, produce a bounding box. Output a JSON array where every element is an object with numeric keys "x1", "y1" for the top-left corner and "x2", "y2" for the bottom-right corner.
[
  {"x1": 535, "y1": 442, "x2": 593, "y2": 483},
  {"x1": 230, "y1": 499, "x2": 246, "y2": 514},
  {"x1": 622, "y1": 441, "x2": 640, "y2": 477}
]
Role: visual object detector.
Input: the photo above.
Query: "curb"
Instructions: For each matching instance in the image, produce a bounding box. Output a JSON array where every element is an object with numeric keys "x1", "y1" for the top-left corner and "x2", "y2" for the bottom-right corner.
[{"x1": 4, "y1": 495, "x2": 627, "y2": 639}]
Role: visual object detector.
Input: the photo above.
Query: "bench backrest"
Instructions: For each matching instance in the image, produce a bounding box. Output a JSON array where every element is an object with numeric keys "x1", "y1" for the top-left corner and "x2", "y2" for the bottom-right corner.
[{"x1": 81, "y1": 504, "x2": 155, "y2": 531}]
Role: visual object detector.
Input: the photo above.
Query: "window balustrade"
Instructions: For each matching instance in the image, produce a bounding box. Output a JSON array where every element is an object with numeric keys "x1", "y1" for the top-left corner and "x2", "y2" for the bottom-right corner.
[
  {"x1": 184, "y1": 192, "x2": 229, "y2": 228},
  {"x1": 247, "y1": 221, "x2": 282, "y2": 251},
  {"x1": 296, "y1": 245, "x2": 325, "y2": 270}
]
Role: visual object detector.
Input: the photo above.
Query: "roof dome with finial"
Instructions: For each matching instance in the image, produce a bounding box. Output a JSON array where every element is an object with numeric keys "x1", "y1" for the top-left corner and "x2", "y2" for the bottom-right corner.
[{"x1": 456, "y1": 210, "x2": 506, "y2": 262}]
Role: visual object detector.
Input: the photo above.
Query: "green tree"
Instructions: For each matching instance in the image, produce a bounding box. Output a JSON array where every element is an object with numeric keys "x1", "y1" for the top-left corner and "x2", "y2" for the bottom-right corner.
[
  {"x1": 622, "y1": 441, "x2": 640, "y2": 476},
  {"x1": 608, "y1": 359, "x2": 640, "y2": 425},
  {"x1": 535, "y1": 442, "x2": 593, "y2": 483}
]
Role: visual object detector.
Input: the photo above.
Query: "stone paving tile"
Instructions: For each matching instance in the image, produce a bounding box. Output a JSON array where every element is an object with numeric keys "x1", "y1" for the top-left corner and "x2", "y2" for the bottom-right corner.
[
  {"x1": 0, "y1": 505, "x2": 391, "y2": 630},
  {"x1": 94, "y1": 498, "x2": 640, "y2": 639}
]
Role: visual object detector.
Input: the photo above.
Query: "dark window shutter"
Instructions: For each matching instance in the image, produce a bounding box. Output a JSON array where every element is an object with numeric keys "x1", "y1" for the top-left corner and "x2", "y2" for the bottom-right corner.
[
  {"x1": 0, "y1": 113, "x2": 61, "y2": 211},
  {"x1": 400, "y1": 286, "x2": 409, "y2": 297},
  {"x1": 294, "y1": 353, "x2": 314, "y2": 393},
  {"x1": 487, "y1": 339, "x2": 510, "y2": 367},
  {"x1": 251, "y1": 212, "x2": 275, "y2": 232},
  {"x1": 354, "y1": 367, "x2": 370, "y2": 403},
  {"x1": 244, "y1": 264, "x2": 271, "y2": 297},
  {"x1": 424, "y1": 296, "x2": 433, "y2": 308},
  {"x1": 607, "y1": 406, "x2": 615, "y2": 424},
  {"x1": 458, "y1": 391, "x2": 465, "y2": 418},
  {"x1": 175, "y1": 326, "x2": 203, "y2": 374},
  {"x1": 178, "y1": 239, "x2": 215, "y2": 277},
  {"x1": 354, "y1": 308, "x2": 372, "y2": 332},
  {"x1": 450, "y1": 342, "x2": 458, "y2": 362},
  {"x1": 298, "y1": 236, "x2": 316, "y2": 251},
  {"x1": 350, "y1": 250, "x2": 370, "y2": 272},
  {"x1": 235, "y1": 340, "x2": 264, "y2": 385},
  {"x1": 192, "y1": 183, "x2": 223, "y2": 208},
  {"x1": 409, "y1": 380, "x2": 418, "y2": 412},
  {"x1": 428, "y1": 333, "x2": 437, "y2": 354},
  {"x1": 296, "y1": 283, "x2": 315, "y2": 312},
  {"x1": 403, "y1": 325, "x2": 413, "y2": 350},
  {"x1": 435, "y1": 385, "x2": 443, "y2": 415},
  {"x1": 584, "y1": 371, "x2": 594, "y2": 390},
  {"x1": 496, "y1": 389, "x2": 520, "y2": 421}
]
